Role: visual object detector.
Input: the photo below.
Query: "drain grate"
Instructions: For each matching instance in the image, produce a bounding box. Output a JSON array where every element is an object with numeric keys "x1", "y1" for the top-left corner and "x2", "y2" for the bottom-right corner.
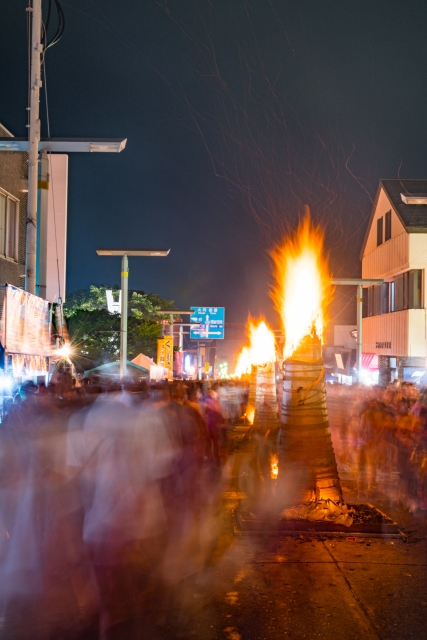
[{"x1": 235, "y1": 504, "x2": 404, "y2": 538}]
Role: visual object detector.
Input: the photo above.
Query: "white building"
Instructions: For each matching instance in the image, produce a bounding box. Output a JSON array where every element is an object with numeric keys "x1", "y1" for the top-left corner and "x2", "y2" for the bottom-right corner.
[{"x1": 361, "y1": 179, "x2": 427, "y2": 384}]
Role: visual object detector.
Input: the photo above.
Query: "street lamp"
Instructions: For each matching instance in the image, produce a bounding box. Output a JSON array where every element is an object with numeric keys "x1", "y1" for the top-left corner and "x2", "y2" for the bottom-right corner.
[
  {"x1": 0, "y1": 135, "x2": 128, "y2": 296},
  {"x1": 96, "y1": 248, "x2": 170, "y2": 377}
]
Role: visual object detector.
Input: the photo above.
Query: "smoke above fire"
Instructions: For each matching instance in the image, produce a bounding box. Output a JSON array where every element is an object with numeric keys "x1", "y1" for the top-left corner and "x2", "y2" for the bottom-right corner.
[{"x1": 270, "y1": 214, "x2": 334, "y2": 359}]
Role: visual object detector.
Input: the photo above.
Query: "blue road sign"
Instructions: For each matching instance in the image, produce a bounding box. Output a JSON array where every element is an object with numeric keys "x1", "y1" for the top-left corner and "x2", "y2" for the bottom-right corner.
[{"x1": 190, "y1": 307, "x2": 225, "y2": 339}]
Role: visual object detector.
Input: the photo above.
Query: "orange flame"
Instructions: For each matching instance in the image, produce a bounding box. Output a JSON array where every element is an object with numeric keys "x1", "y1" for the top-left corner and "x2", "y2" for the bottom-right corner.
[
  {"x1": 246, "y1": 406, "x2": 255, "y2": 424},
  {"x1": 233, "y1": 319, "x2": 276, "y2": 377},
  {"x1": 248, "y1": 319, "x2": 276, "y2": 366},
  {"x1": 270, "y1": 215, "x2": 333, "y2": 359},
  {"x1": 234, "y1": 346, "x2": 251, "y2": 378},
  {"x1": 270, "y1": 453, "x2": 279, "y2": 480}
]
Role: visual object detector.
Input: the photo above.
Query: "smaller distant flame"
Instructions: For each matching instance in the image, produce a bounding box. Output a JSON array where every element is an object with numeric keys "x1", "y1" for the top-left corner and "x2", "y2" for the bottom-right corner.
[
  {"x1": 233, "y1": 319, "x2": 276, "y2": 377},
  {"x1": 270, "y1": 453, "x2": 279, "y2": 480},
  {"x1": 246, "y1": 406, "x2": 255, "y2": 424},
  {"x1": 248, "y1": 320, "x2": 276, "y2": 366},
  {"x1": 234, "y1": 346, "x2": 251, "y2": 378}
]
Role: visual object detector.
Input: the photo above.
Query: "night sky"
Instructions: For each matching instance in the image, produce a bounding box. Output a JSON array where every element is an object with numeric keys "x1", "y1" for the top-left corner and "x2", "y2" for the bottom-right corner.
[{"x1": 2, "y1": 0, "x2": 427, "y2": 326}]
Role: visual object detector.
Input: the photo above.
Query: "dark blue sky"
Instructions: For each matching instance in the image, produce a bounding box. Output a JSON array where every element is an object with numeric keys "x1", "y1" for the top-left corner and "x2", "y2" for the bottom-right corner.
[{"x1": 2, "y1": 0, "x2": 427, "y2": 325}]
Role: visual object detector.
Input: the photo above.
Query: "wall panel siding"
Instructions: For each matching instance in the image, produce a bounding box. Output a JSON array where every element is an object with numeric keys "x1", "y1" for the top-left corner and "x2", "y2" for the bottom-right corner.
[
  {"x1": 363, "y1": 312, "x2": 409, "y2": 357},
  {"x1": 362, "y1": 232, "x2": 408, "y2": 279},
  {"x1": 408, "y1": 309, "x2": 427, "y2": 358}
]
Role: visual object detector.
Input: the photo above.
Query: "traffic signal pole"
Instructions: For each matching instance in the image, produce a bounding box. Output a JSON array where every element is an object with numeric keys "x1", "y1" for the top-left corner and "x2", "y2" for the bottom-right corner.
[{"x1": 25, "y1": 0, "x2": 43, "y2": 294}]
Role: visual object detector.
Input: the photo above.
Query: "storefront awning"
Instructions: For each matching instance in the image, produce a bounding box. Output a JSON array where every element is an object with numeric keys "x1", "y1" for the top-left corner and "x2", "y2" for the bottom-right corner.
[{"x1": 361, "y1": 353, "x2": 378, "y2": 370}]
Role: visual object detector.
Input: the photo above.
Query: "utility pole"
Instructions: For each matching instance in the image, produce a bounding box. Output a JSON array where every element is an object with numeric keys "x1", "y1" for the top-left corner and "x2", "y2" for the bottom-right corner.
[
  {"x1": 356, "y1": 283, "x2": 363, "y2": 378},
  {"x1": 120, "y1": 254, "x2": 129, "y2": 377},
  {"x1": 26, "y1": 0, "x2": 43, "y2": 294}
]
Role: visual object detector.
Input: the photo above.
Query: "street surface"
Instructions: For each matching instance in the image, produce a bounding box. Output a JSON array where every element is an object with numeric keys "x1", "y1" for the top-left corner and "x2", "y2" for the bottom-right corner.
[
  {"x1": 167, "y1": 447, "x2": 427, "y2": 640},
  {"x1": 1, "y1": 415, "x2": 427, "y2": 640}
]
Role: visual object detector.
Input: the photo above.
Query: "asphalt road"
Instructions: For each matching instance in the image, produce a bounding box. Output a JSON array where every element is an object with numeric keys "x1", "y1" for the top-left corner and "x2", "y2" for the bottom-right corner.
[
  {"x1": 1, "y1": 438, "x2": 426, "y2": 640},
  {"x1": 170, "y1": 447, "x2": 427, "y2": 640},
  {"x1": 181, "y1": 503, "x2": 427, "y2": 640}
]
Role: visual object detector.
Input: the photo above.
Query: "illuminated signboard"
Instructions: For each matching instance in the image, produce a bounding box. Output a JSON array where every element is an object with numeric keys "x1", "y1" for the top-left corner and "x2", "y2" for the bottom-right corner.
[{"x1": 190, "y1": 307, "x2": 225, "y2": 339}]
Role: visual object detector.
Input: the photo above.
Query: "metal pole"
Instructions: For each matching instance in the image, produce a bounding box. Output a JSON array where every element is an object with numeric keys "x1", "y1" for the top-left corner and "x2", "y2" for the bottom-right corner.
[
  {"x1": 179, "y1": 325, "x2": 183, "y2": 351},
  {"x1": 120, "y1": 254, "x2": 128, "y2": 377},
  {"x1": 169, "y1": 313, "x2": 173, "y2": 337},
  {"x1": 356, "y1": 283, "x2": 363, "y2": 382},
  {"x1": 25, "y1": 0, "x2": 43, "y2": 294},
  {"x1": 197, "y1": 343, "x2": 201, "y2": 380}
]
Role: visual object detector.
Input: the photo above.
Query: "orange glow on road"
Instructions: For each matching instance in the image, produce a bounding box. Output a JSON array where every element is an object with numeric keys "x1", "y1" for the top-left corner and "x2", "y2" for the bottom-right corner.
[{"x1": 270, "y1": 453, "x2": 279, "y2": 479}]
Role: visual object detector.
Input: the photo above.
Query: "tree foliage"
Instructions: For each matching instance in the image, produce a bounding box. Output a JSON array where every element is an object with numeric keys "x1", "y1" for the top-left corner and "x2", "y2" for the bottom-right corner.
[
  {"x1": 67, "y1": 309, "x2": 121, "y2": 367},
  {"x1": 65, "y1": 286, "x2": 177, "y2": 369},
  {"x1": 64, "y1": 285, "x2": 175, "y2": 319}
]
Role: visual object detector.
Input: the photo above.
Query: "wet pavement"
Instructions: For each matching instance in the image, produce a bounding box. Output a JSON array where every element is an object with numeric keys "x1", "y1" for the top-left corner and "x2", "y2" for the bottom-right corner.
[
  {"x1": 182, "y1": 447, "x2": 427, "y2": 640},
  {"x1": 1, "y1": 433, "x2": 427, "y2": 639}
]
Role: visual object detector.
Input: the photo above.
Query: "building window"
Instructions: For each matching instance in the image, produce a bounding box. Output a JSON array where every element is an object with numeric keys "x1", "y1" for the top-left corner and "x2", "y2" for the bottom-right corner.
[
  {"x1": 409, "y1": 269, "x2": 423, "y2": 309},
  {"x1": 366, "y1": 270, "x2": 423, "y2": 315},
  {"x1": 367, "y1": 282, "x2": 390, "y2": 316},
  {"x1": 394, "y1": 273, "x2": 405, "y2": 311},
  {"x1": 385, "y1": 210, "x2": 391, "y2": 241},
  {"x1": 389, "y1": 281, "x2": 395, "y2": 312},
  {"x1": 0, "y1": 190, "x2": 19, "y2": 261},
  {"x1": 377, "y1": 216, "x2": 383, "y2": 246}
]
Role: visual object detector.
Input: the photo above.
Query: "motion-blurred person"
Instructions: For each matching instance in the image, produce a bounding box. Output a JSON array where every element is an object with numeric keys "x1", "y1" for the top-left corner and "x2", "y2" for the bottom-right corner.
[
  {"x1": 204, "y1": 389, "x2": 227, "y2": 466},
  {"x1": 67, "y1": 390, "x2": 177, "y2": 638}
]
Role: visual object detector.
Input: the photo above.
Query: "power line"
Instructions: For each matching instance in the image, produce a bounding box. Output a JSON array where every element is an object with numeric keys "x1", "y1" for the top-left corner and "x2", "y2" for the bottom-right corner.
[{"x1": 41, "y1": 0, "x2": 65, "y2": 52}]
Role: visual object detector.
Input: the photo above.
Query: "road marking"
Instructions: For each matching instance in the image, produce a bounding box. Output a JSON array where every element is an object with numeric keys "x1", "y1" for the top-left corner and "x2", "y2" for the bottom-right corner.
[{"x1": 323, "y1": 541, "x2": 382, "y2": 640}]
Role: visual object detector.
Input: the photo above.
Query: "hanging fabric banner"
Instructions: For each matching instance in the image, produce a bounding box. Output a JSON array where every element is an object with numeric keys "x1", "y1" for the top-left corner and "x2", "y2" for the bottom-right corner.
[
  {"x1": 163, "y1": 336, "x2": 173, "y2": 378},
  {"x1": 157, "y1": 338, "x2": 165, "y2": 367},
  {"x1": 0, "y1": 284, "x2": 52, "y2": 356},
  {"x1": 11, "y1": 354, "x2": 48, "y2": 377}
]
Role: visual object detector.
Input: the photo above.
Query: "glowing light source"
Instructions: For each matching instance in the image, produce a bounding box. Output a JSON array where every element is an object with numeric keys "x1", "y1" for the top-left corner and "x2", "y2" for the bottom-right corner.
[
  {"x1": 233, "y1": 319, "x2": 276, "y2": 377},
  {"x1": 270, "y1": 453, "x2": 279, "y2": 479},
  {"x1": 0, "y1": 376, "x2": 13, "y2": 393},
  {"x1": 270, "y1": 215, "x2": 333, "y2": 358},
  {"x1": 234, "y1": 346, "x2": 251, "y2": 377},
  {"x1": 56, "y1": 344, "x2": 72, "y2": 358},
  {"x1": 219, "y1": 362, "x2": 229, "y2": 379},
  {"x1": 248, "y1": 320, "x2": 276, "y2": 366},
  {"x1": 184, "y1": 354, "x2": 191, "y2": 371}
]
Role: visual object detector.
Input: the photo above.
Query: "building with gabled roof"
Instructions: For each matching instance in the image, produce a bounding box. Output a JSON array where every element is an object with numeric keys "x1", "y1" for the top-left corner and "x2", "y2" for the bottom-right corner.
[{"x1": 361, "y1": 179, "x2": 427, "y2": 384}]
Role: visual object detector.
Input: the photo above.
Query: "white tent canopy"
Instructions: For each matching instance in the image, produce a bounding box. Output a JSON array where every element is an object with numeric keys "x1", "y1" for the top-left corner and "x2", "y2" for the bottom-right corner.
[{"x1": 132, "y1": 353, "x2": 156, "y2": 370}]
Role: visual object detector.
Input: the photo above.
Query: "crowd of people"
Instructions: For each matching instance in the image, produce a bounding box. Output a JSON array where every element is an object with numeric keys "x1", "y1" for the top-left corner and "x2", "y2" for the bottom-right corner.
[
  {"x1": 0, "y1": 379, "x2": 247, "y2": 639},
  {"x1": 328, "y1": 382, "x2": 427, "y2": 512},
  {"x1": 1, "y1": 373, "x2": 427, "y2": 637}
]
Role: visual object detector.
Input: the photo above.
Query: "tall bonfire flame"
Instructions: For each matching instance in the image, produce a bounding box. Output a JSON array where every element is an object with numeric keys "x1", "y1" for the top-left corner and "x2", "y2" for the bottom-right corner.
[
  {"x1": 271, "y1": 214, "x2": 343, "y2": 504},
  {"x1": 270, "y1": 216, "x2": 333, "y2": 358}
]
